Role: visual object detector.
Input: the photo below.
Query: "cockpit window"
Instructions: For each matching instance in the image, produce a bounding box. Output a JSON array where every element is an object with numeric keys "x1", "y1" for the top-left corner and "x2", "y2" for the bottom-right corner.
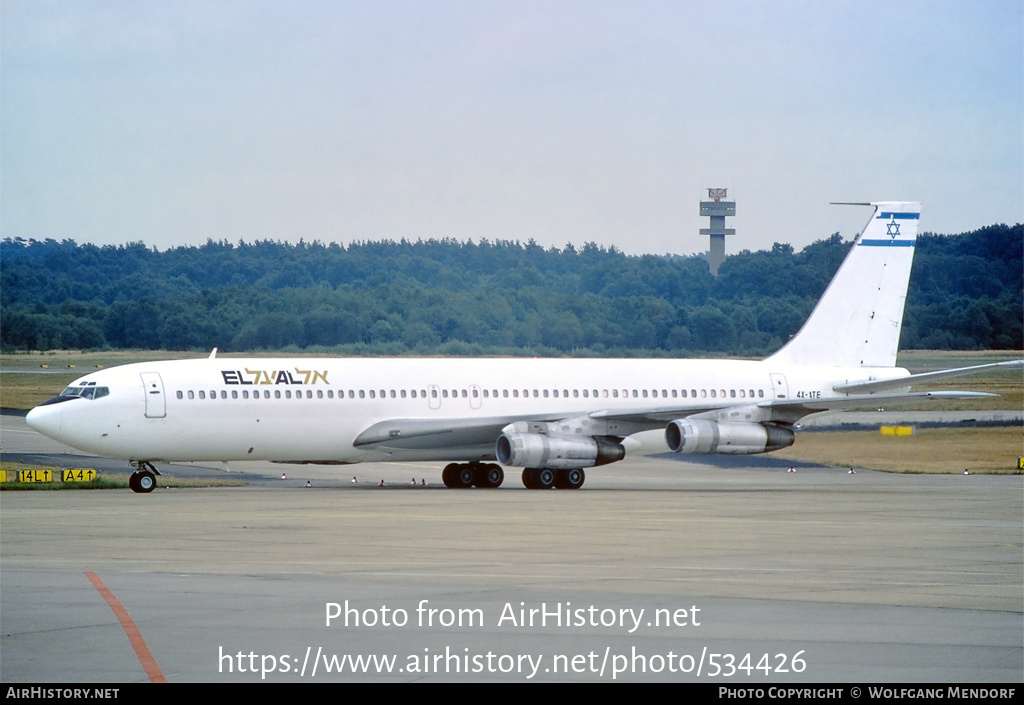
[{"x1": 51, "y1": 385, "x2": 110, "y2": 401}]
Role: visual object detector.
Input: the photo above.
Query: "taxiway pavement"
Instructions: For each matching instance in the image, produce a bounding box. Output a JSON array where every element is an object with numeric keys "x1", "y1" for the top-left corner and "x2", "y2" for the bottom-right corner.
[{"x1": 1, "y1": 412, "x2": 1021, "y2": 682}]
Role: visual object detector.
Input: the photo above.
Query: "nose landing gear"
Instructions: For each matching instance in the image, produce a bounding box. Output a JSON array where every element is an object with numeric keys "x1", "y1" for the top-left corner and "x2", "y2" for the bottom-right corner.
[{"x1": 128, "y1": 461, "x2": 159, "y2": 493}]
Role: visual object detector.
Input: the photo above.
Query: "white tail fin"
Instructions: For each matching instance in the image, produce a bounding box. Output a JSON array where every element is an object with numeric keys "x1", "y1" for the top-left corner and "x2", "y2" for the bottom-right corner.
[{"x1": 765, "y1": 201, "x2": 921, "y2": 368}]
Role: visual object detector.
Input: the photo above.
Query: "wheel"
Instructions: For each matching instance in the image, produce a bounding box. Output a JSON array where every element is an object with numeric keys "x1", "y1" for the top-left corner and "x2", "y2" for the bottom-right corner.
[
  {"x1": 455, "y1": 465, "x2": 475, "y2": 488},
  {"x1": 133, "y1": 471, "x2": 156, "y2": 494},
  {"x1": 523, "y1": 468, "x2": 555, "y2": 490},
  {"x1": 555, "y1": 468, "x2": 585, "y2": 490},
  {"x1": 128, "y1": 473, "x2": 140, "y2": 492},
  {"x1": 441, "y1": 464, "x2": 459, "y2": 488},
  {"x1": 522, "y1": 468, "x2": 536, "y2": 489},
  {"x1": 474, "y1": 464, "x2": 504, "y2": 488},
  {"x1": 534, "y1": 468, "x2": 555, "y2": 489}
]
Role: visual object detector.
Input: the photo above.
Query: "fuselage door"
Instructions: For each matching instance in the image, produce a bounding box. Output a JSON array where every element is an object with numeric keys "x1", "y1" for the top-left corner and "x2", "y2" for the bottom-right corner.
[
  {"x1": 769, "y1": 373, "x2": 789, "y2": 400},
  {"x1": 428, "y1": 384, "x2": 441, "y2": 410},
  {"x1": 469, "y1": 384, "x2": 482, "y2": 409},
  {"x1": 140, "y1": 372, "x2": 166, "y2": 418}
]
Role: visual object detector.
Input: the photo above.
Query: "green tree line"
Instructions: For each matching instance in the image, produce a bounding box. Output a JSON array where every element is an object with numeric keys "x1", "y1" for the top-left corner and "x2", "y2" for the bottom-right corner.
[{"x1": 1, "y1": 224, "x2": 1020, "y2": 355}]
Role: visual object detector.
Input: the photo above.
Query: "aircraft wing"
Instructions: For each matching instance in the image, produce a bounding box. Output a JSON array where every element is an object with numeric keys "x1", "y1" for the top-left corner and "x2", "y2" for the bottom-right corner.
[
  {"x1": 353, "y1": 414, "x2": 556, "y2": 450},
  {"x1": 356, "y1": 383, "x2": 1002, "y2": 450},
  {"x1": 590, "y1": 390, "x2": 998, "y2": 425}
]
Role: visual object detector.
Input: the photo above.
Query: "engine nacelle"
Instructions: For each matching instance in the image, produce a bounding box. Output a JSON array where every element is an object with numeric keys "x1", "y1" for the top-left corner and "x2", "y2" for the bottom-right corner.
[
  {"x1": 665, "y1": 419, "x2": 794, "y2": 455},
  {"x1": 496, "y1": 432, "x2": 626, "y2": 469}
]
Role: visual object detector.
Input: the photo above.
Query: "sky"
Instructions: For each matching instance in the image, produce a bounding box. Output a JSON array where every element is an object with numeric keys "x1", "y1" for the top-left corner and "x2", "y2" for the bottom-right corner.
[{"x1": 2, "y1": 0, "x2": 1021, "y2": 256}]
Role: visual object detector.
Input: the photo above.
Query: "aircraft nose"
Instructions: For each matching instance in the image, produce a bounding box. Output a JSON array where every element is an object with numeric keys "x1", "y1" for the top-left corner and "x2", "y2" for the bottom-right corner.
[{"x1": 26, "y1": 404, "x2": 62, "y2": 440}]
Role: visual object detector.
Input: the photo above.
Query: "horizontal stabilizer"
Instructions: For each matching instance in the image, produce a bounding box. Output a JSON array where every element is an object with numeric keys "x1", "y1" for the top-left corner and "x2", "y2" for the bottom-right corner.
[
  {"x1": 834, "y1": 360, "x2": 1023, "y2": 395},
  {"x1": 768, "y1": 390, "x2": 997, "y2": 414}
]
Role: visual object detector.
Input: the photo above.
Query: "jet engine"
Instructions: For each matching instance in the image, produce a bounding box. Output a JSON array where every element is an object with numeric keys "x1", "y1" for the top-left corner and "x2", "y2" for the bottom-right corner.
[
  {"x1": 665, "y1": 419, "x2": 794, "y2": 455},
  {"x1": 496, "y1": 432, "x2": 626, "y2": 469}
]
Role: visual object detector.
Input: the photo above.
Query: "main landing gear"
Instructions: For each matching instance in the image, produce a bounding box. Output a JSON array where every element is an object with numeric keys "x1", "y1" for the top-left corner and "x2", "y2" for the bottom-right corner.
[
  {"x1": 128, "y1": 461, "x2": 159, "y2": 494},
  {"x1": 522, "y1": 468, "x2": 585, "y2": 490},
  {"x1": 441, "y1": 462, "x2": 504, "y2": 489},
  {"x1": 440, "y1": 464, "x2": 586, "y2": 489}
]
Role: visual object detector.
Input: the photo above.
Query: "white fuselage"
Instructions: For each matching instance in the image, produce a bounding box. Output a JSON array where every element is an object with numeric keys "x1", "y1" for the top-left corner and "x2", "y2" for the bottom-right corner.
[{"x1": 25, "y1": 356, "x2": 905, "y2": 464}]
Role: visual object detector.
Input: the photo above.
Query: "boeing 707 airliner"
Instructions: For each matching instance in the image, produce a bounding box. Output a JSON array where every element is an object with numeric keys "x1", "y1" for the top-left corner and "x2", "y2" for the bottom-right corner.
[{"x1": 25, "y1": 202, "x2": 1019, "y2": 492}]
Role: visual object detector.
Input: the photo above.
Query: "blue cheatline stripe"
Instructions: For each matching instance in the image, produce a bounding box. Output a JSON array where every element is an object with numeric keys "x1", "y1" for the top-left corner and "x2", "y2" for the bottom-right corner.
[
  {"x1": 859, "y1": 239, "x2": 916, "y2": 247},
  {"x1": 876, "y1": 212, "x2": 920, "y2": 219}
]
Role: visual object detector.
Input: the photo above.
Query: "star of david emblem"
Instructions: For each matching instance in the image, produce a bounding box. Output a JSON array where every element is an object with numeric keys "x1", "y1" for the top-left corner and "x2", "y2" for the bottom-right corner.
[{"x1": 886, "y1": 218, "x2": 900, "y2": 239}]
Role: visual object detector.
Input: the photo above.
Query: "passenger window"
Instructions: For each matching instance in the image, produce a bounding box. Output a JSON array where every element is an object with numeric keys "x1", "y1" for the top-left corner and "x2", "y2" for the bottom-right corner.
[
  {"x1": 176, "y1": 391, "x2": 183, "y2": 399},
  {"x1": 243, "y1": 390, "x2": 249, "y2": 399},
  {"x1": 188, "y1": 391, "x2": 195, "y2": 399},
  {"x1": 710, "y1": 390, "x2": 716, "y2": 398},
  {"x1": 275, "y1": 390, "x2": 282, "y2": 399},
  {"x1": 730, "y1": 390, "x2": 736, "y2": 398},
  {"x1": 543, "y1": 390, "x2": 549, "y2": 398},
  {"x1": 513, "y1": 390, "x2": 519, "y2": 398},
  {"x1": 232, "y1": 390, "x2": 238, "y2": 399},
  {"x1": 612, "y1": 390, "x2": 617, "y2": 398},
  {"x1": 401, "y1": 390, "x2": 407, "y2": 398},
  {"x1": 199, "y1": 391, "x2": 206, "y2": 399}
]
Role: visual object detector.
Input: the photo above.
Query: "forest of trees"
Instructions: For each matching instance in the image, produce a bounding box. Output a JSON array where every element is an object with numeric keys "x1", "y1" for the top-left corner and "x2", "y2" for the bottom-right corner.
[{"x1": 1, "y1": 223, "x2": 1020, "y2": 356}]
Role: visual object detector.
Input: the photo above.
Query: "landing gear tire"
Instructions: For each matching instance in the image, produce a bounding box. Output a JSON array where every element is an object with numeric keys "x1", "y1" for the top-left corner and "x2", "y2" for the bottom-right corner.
[
  {"x1": 555, "y1": 468, "x2": 585, "y2": 490},
  {"x1": 522, "y1": 468, "x2": 556, "y2": 490},
  {"x1": 473, "y1": 464, "x2": 504, "y2": 489},
  {"x1": 442, "y1": 463, "x2": 475, "y2": 489},
  {"x1": 130, "y1": 470, "x2": 156, "y2": 493}
]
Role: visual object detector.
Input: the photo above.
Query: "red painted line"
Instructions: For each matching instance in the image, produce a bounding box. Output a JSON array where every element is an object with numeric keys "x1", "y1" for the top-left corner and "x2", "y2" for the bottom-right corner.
[{"x1": 85, "y1": 571, "x2": 168, "y2": 683}]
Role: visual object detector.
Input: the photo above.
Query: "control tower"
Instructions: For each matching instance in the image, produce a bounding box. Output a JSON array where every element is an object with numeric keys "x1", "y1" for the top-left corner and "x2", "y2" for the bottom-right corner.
[{"x1": 699, "y1": 188, "x2": 735, "y2": 276}]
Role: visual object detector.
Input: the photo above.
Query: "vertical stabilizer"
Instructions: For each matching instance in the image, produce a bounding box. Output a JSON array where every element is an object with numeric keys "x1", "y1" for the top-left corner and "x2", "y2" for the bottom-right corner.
[{"x1": 765, "y1": 202, "x2": 920, "y2": 368}]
